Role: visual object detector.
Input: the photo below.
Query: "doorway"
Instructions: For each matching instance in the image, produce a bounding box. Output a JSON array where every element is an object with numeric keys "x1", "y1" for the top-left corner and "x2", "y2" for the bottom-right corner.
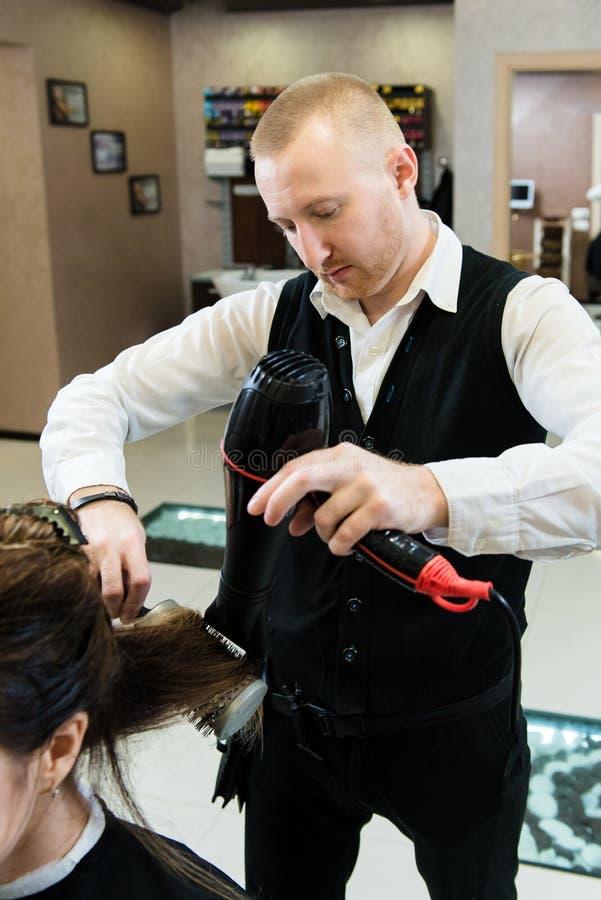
[{"x1": 493, "y1": 51, "x2": 601, "y2": 298}]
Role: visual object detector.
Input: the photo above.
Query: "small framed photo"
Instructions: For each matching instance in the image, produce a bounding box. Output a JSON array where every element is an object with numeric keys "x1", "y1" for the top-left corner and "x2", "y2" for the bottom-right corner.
[
  {"x1": 46, "y1": 78, "x2": 89, "y2": 127},
  {"x1": 90, "y1": 130, "x2": 127, "y2": 173},
  {"x1": 129, "y1": 175, "x2": 161, "y2": 215}
]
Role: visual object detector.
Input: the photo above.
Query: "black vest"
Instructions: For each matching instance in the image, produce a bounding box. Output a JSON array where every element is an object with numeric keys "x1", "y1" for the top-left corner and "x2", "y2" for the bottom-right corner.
[{"x1": 265, "y1": 246, "x2": 545, "y2": 716}]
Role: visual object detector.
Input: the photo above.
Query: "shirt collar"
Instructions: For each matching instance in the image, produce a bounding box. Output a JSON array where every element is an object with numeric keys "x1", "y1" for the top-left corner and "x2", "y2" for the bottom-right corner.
[
  {"x1": 309, "y1": 211, "x2": 462, "y2": 328},
  {"x1": 0, "y1": 787, "x2": 105, "y2": 899}
]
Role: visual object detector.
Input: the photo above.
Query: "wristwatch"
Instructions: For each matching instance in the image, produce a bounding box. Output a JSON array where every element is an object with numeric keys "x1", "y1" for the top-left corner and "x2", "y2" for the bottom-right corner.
[{"x1": 69, "y1": 490, "x2": 139, "y2": 515}]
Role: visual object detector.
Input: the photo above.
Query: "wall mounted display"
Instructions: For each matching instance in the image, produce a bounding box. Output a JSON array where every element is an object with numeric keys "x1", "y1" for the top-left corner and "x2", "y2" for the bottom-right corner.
[
  {"x1": 90, "y1": 130, "x2": 127, "y2": 173},
  {"x1": 129, "y1": 175, "x2": 161, "y2": 215},
  {"x1": 46, "y1": 79, "x2": 89, "y2": 127}
]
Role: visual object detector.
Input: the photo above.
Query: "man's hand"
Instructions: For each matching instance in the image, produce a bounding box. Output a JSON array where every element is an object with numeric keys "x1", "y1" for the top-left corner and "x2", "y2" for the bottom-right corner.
[
  {"x1": 247, "y1": 443, "x2": 448, "y2": 556},
  {"x1": 69, "y1": 486, "x2": 151, "y2": 621}
]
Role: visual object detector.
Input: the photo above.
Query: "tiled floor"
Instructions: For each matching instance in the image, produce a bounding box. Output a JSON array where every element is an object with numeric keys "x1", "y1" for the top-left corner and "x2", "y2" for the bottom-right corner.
[{"x1": 2, "y1": 413, "x2": 601, "y2": 898}]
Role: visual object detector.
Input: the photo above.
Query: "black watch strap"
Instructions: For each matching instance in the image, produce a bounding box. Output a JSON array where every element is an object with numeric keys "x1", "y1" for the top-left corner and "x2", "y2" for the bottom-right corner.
[{"x1": 69, "y1": 490, "x2": 139, "y2": 515}]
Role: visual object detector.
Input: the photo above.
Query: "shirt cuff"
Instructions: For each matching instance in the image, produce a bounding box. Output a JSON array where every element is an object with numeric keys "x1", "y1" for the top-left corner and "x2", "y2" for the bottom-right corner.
[
  {"x1": 423, "y1": 459, "x2": 519, "y2": 556},
  {"x1": 48, "y1": 453, "x2": 130, "y2": 505}
]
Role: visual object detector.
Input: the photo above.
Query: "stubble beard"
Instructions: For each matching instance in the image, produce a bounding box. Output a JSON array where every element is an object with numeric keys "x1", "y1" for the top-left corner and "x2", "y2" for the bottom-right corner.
[
  {"x1": 326, "y1": 199, "x2": 407, "y2": 302},
  {"x1": 322, "y1": 230, "x2": 405, "y2": 305}
]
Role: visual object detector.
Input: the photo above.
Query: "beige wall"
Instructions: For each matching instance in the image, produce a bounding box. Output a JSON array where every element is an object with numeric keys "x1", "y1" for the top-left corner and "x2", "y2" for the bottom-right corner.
[
  {"x1": 454, "y1": 0, "x2": 601, "y2": 254},
  {"x1": 171, "y1": 0, "x2": 455, "y2": 302},
  {"x1": 0, "y1": 0, "x2": 183, "y2": 431},
  {"x1": 0, "y1": 44, "x2": 60, "y2": 433}
]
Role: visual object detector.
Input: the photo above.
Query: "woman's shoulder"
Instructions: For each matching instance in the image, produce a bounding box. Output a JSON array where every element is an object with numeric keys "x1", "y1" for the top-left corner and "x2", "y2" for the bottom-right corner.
[{"x1": 40, "y1": 809, "x2": 248, "y2": 900}]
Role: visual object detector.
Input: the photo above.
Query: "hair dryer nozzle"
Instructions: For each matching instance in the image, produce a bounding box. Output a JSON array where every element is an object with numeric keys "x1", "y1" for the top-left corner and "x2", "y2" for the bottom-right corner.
[{"x1": 223, "y1": 349, "x2": 331, "y2": 473}]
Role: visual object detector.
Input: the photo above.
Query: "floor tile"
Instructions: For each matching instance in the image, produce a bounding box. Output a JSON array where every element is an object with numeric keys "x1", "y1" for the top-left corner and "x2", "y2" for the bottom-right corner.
[
  {"x1": 531, "y1": 552, "x2": 601, "y2": 617},
  {"x1": 521, "y1": 609, "x2": 601, "y2": 719},
  {"x1": 148, "y1": 561, "x2": 218, "y2": 610},
  {"x1": 524, "y1": 559, "x2": 547, "y2": 613},
  {"x1": 347, "y1": 834, "x2": 427, "y2": 899},
  {"x1": 193, "y1": 807, "x2": 246, "y2": 886},
  {"x1": 123, "y1": 721, "x2": 223, "y2": 813},
  {"x1": 516, "y1": 862, "x2": 601, "y2": 899}
]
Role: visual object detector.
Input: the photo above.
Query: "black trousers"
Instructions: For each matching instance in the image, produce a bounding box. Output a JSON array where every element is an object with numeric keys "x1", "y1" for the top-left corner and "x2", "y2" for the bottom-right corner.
[{"x1": 244, "y1": 698, "x2": 530, "y2": 900}]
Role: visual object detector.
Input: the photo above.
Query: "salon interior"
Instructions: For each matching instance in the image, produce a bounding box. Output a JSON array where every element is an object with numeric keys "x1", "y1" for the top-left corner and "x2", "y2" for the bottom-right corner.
[{"x1": 1, "y1": 0, "x2": 601, "y2": 897}]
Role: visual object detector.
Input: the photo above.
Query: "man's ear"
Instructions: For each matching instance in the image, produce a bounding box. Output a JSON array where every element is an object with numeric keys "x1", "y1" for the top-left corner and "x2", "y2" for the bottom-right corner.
[
  {"x1": 39, "y1": 712, "x2": 89, "y2": 794},
  {"x1": 387, "y1": 144, "x2": 419, "y2": 198}
]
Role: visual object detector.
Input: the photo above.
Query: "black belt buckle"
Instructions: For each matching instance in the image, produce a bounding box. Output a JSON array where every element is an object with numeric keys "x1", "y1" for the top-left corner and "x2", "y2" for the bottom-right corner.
[
  {"x1": 305, "y1": 703, "x2": 340, "y2": 738},
  {"x1": 308, "y1": 706, "x2": 365, "y2": 738},
  {"x1": 280, "y1": 688, "x2": 325, "y2": 761}
]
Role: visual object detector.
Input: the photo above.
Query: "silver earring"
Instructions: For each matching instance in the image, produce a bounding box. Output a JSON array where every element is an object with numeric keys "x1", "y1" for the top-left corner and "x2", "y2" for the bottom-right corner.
[{"x1": 51, "y1": 786, "x2": 61, "y2": 798}]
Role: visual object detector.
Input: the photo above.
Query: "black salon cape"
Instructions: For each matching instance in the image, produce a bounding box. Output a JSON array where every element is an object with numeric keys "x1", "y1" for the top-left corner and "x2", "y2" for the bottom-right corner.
[{"x1": 23, "y1": 810, "x2": 248, "y2": 899}]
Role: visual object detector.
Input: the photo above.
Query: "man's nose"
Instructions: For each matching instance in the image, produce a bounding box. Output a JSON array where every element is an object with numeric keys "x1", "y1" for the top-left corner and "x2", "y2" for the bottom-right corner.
[{"x1": 295, "y1": 225, "x2": 332, "y2": 270}]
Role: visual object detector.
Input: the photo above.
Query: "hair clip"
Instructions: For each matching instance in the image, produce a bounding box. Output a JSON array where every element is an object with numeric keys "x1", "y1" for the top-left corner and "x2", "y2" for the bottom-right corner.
[{"x1": 0, "y1": 502, "x2": 88, "y2": 547}]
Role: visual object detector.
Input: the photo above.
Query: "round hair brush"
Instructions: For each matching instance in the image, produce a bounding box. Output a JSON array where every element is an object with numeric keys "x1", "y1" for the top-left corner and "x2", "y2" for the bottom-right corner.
[{"x1": 134, "y1": 599, "x2": 263, "y2": 743}]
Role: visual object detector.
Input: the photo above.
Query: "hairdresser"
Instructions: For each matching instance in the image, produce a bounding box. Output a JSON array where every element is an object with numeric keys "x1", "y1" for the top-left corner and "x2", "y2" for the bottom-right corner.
[
  {"x1": 41, "y1": 73, "x2": 601, "y2": 900},
  {"x1": 0, "y1": 503, "x2": 251, "y2": 900}
]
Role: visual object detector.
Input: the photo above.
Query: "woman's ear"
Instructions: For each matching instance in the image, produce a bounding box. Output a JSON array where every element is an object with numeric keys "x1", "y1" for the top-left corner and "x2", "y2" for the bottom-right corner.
[
  {"x1": 387, "y1": 144, "x2": 419, "y2": 198},
  {"x1": 38, "y1": 711, "x2": 89, "y2": 794}
]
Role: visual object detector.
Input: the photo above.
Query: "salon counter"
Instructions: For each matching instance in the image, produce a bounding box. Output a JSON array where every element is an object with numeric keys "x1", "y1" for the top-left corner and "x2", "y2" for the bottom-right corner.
[{"x1": 191, "y1": 268, "x2": 305, "y2": 312}]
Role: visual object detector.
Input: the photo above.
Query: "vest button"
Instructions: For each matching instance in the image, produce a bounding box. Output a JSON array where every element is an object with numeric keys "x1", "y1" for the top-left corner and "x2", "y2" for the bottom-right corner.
[
  {"x1": 353, "y1": 551, "x2": 364, "y2": 564},
  {"x1": 335, "y1": 335, "x2": 348, "y2": 349},
  {"x1": 362, "y1": 435, "x2": 375, "y2": 451},
  {"x1": 343, "y1": 387, "x2": 353, "y2": 403},
  {"x1": 342, "y1": 645, "x2": 358, "y2": 664},
  {"x1": 346, "y1": 597, "x2": 362, "y2": 613}
]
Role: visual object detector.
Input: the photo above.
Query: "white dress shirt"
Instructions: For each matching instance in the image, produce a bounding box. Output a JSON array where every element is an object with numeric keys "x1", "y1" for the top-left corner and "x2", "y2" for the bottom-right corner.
[{"x1": 41, "y1": 214, "x2": 601, "y2": 561}]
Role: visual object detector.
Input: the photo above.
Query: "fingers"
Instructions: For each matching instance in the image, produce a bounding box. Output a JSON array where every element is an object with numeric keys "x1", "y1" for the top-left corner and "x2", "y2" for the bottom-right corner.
[
  {"x1": 245, "y1": 444, "x2": 385, "y2": 554},
  {"x1": 287, "y1": 497, "x2": 317, "y2": 536},
  {"x1": 321, "y1": 507, "x2": 372, "y2": 556},
  {"x1": 84, "y1": 537, "x2": 151, "y2": 622},
  {"x1": 119, "y1": 556, "x2": 152, "y2": 622},
  {"x1": 247, "y1": 446, "x2": 350, "y2": 525},
  {"x1": 76, "y1": 502, "x2": 152, "y2": 621},
  {"x1": 243, "y1": 442, "x2": 449, "y2": 556},
  {"x1": 95, "y1": 550, "x2": 127, "y2": 619},
  {"x1": 313, "y1": 482, "x2": 390, "y2": 554}
]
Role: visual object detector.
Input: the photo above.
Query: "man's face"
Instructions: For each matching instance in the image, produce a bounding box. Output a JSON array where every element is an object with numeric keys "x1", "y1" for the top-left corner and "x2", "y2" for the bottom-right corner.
[{"x1": 254, "y1": 119, "x2": 409, "y2": 306}]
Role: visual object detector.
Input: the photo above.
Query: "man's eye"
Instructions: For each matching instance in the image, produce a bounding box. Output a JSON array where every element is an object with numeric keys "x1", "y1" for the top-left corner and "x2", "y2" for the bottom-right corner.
[{"x1": 316, "y1": 208, "x2": 337, "y2": 220}]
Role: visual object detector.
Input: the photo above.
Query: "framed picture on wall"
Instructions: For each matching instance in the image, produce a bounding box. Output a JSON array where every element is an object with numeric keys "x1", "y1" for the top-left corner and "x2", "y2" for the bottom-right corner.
[
  {"x1": 129, "y1": 175, "x2": 161, "y2": 215},
  {"x1": 46, "y1": 78, "x2": 89, "y2": 127},
  {"x1": 90, "y1": 130, "x2": 127, "y2": 173}
]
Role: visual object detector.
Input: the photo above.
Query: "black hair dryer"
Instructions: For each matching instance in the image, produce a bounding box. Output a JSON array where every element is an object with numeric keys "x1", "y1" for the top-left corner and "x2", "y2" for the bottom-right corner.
[{"x1": 204, "y1": 349, "x2": 331, "y2": 738}]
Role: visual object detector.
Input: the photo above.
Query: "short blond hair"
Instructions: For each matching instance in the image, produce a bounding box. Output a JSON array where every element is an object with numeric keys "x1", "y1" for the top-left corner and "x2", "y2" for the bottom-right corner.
[{"x1": 250, "y1": 72, "x2": 404, "y2": 167}]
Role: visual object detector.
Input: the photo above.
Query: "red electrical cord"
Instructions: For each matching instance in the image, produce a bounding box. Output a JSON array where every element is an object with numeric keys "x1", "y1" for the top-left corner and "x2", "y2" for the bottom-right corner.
[{"x1": 220, "y1": 443, "x2": 491, "y2": 613}]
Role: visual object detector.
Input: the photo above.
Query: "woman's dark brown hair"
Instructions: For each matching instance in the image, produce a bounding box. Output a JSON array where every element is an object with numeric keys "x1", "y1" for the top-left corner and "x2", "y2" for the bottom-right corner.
[{"x1": 0, "y1": 502, "x2": 255, "y2": 899}]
